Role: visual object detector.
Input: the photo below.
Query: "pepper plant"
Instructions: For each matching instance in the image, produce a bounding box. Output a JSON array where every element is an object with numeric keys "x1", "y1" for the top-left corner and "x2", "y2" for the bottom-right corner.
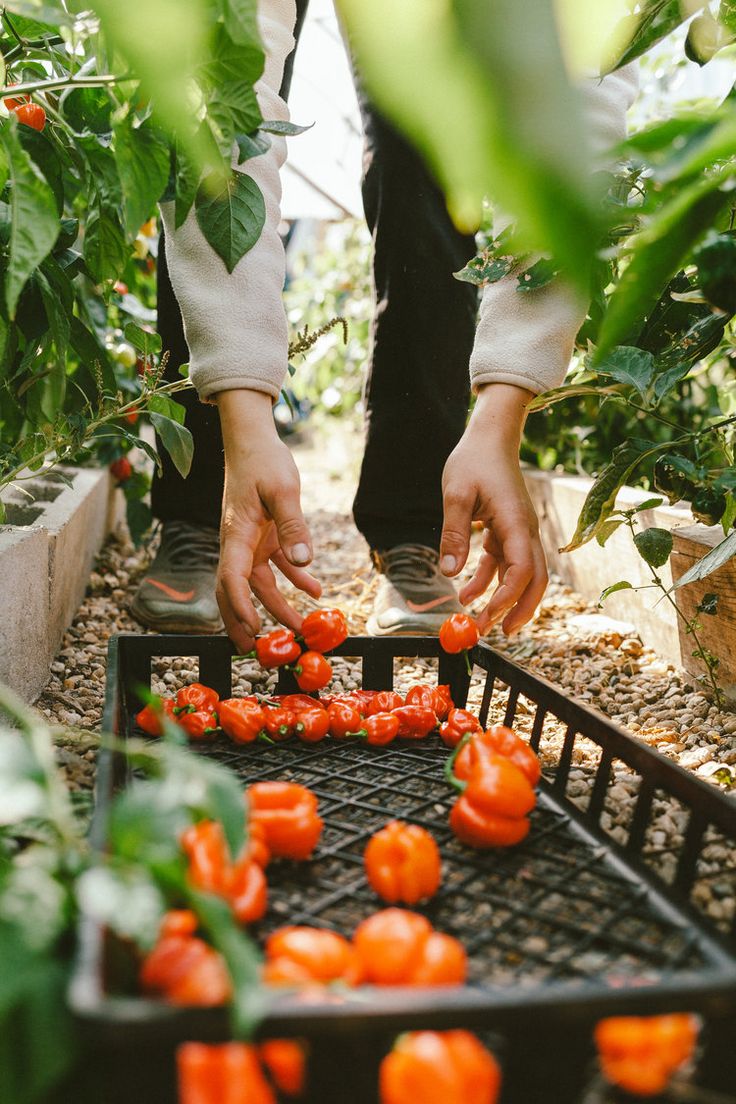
[
  {"x1": 0, "y1": 683, "x2": 262, "y2": 1104},
  {"x1": 0, "y1": 0, "x2": 302, "y2": 535}
]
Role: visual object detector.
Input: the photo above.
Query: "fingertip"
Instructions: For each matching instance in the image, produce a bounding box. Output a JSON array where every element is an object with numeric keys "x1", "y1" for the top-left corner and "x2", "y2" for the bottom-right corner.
[{"x1": 288, "y1": 542, "x2": 312, "y2": 566}]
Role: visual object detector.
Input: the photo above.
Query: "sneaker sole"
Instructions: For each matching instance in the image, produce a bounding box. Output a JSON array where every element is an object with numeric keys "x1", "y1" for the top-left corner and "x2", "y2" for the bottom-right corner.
[
  {"x1": 365, "y1": 614, "x2": 442, "y2": 637},
  {"x1": 129, "y1": 597, "x2": 224, "y2": 635}
]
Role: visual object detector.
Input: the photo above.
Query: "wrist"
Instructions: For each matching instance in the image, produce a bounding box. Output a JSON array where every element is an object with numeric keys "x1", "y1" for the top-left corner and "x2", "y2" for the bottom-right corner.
[
  {"x1": 468, "y1": 383, "x2": 533, "y2": 447},
  {"x1": 216, "y1": 388, "x2": 278, "y2": 458}
]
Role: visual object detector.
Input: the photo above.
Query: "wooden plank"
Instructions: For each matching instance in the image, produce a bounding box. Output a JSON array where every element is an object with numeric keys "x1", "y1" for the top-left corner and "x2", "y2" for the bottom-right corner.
[{"x1": 670, "y1": 523, "x2": 736, "y2": 697}]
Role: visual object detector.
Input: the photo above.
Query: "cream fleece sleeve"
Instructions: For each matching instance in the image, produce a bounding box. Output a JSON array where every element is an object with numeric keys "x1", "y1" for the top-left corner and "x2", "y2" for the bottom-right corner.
[
  {"x1": 159, "y1": 0, "x2": 296, "y2": 401},
  {"x1": 469, "y1": 62, "x2": 639, "y2": 396}
]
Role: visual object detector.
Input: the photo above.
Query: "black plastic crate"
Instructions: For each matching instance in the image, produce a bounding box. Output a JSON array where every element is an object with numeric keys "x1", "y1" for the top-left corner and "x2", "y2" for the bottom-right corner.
[{"x1": 69, "y1": 634, "x2": 736, "y2": 1104}]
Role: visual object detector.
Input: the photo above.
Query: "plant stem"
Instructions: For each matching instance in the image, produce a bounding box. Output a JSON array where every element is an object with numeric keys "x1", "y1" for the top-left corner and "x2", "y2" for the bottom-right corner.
[
  {"x1": 624, "y1": 516, "x2": 723, "y2": 704},
  {"x1": 0, "y1": 74, "x2": 124, "y2": 97}
]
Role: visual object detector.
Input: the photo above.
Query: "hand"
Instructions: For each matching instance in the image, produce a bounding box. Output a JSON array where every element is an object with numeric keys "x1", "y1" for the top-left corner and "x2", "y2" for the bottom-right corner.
[
  {"x1": 440, "y1": 383, "x2": 548, "y2": 636},
  {"x1": 215, "y1": 390, "x2": 321, "y2": 651}
]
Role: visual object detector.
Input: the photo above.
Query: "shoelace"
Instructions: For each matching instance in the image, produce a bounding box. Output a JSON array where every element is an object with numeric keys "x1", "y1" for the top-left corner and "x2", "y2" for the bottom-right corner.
[
  {"x1": 380, "y1": 544, "x2": 440, "y2": 585},
  {"x1": 159, "y1": 521, "x2": 220, "y2": 569}
]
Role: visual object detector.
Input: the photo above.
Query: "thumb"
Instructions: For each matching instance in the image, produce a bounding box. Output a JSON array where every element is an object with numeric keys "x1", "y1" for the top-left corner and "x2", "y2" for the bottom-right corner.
[
  {"x1": 269, "y1": 487, "x2": 313, "y2": 566},
  {"x1": 439, "y1": 488, "x2": 474, "y2": 577}
]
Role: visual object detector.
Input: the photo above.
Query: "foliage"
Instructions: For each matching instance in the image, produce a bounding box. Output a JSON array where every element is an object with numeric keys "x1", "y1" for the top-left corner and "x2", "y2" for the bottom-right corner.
[
  {"x1": 0, "y1": 683, "x2": 262, "y2": 1103},
  {"x1": 284, "y1": 220, "x2": 372, "y2": 419},
  {"x1": 0, "y1": 0, "x2": 289, "y2": 531}
]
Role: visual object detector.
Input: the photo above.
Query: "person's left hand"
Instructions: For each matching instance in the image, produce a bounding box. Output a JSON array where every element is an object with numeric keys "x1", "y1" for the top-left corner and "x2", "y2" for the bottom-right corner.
[{"x1": 439, "y1": 383, "x2": 548, "y2": 636}]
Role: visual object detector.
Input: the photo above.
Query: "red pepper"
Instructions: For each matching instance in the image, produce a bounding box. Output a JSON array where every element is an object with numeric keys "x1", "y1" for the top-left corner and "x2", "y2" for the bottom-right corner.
[
  {"x1": 364, "y1": 820, "x2": 441, "y2": 905},
  {"x1": 300, "y1": 607, "x2": 348, "y2": 653},
  {"x1": 110, "y1": 457, "x2": 132, "y2": 483},
  {"x1": 594, "y1": 1014, "x2": 699, "y2": 1098},
  {"x1": 141, "y1": 932, "x2": 231, "y2": 1006},
  {"x1": 229, "y1": 855, "x2": 268, "y2": 924},
  {"x1": 259, "y1": 1039, "x2": 307, "y2": 1098},
  {"x1": 353, "y1": 908, "x2": 466, "y2": 987},
  {"x1": 327, "y1": 700, "x2": 364, "y2": 739},
  {"x1": 218, "y1": 699, "x2": 266, "y2": 744},
  {"x1": 293, "y1": 651, "x2": 332, "y2": 692},
  {"x1": 294, "y1": 705, "x2": 330, "y2": 743},
  {"x1": 181, "y1": 821, "x2": 268, "y2": 924},
  {"x1": 178, "y1": 709, "x2": 219, "y2": 741},
  {"x1": 264, "y1": 926, "x2": 363, "y2": 986},
  {"x1": 438, "y1": 614, "x2": 479, "y2": 654},
  {"x1": 174, "y1": 682, "x2": 220, "y2": 715},
  {"x1": 453, "y1": 726, "x2": 541, "y2": 787},
  {"x1": 404, "y1": 685, "x2": 434, "y2": 710},
  {"x1": 364, "y1": 712, "x2": 400, "y2": 746},
  {"x1": 245, "y1": 820, "x2": 271, "y2": 868},
  {"x1": 135, "y1": 698, "x2": 176, "y2": 736},
  {"x1": 439, "y1": 708, "x2": 482, "y2": 749},
  {"x1": 431, "y1": 684, "x2": 454, "y2": 721},
  {"x1": 392, "y1": 704, "x2": 437, "y2": 739},
  {"x1": 13, "y1": 102, "x2": 46, "y2": 130},
  {"x1": 255, "y1": 629, "x2": 302, "y2": 669},
  {"x1": 263, "y1": 706, "x2": 297, "y2": 741},
  {"x1": 177, "y1": 1042, "x2": 276, "y2": 1104},
  {"x1": 448, "y1": 741, "x2": 536, "y2": 849},
  {"x1": 272, "y1": 693, "x2": 325, "y2": 712},
  {"x1": 181, "y1": 820, "x2": 232, "y2": 896},
  {"x1": 160, "y1": 909, "x2": 198, "y2": 938},
  {"x1": 248, "y1": 782, "x2": 323, "y2": 860},
  {"x1": 379, "y1": 1031, "x2": 501, "y2": 1104},
  {"x1": 366, "y1": 690, "x2": 404, "y2": 716}
]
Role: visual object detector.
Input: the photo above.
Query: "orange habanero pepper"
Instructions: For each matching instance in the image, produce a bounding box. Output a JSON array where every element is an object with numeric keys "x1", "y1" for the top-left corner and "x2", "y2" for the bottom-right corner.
[
  {"x1": 380, "y1": 1031, "x2": 501, "y2": 1104},
  {"x1": 364, "y1": 820, "x2": 441, "y2": 905},
  {"x1": 247, "y1": 782, "x2": 323, "y2": 860}
]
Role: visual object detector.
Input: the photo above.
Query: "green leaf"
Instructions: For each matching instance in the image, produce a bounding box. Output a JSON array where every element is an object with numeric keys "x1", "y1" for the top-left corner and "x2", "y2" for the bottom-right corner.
[
  {"x1": 594, "y1": 170, "x2": 736, "y2": 361},
  {"x1": 516, "y1": 256, "x2": 559, "y2": 292},
  {"x1": 84, "y1": 205, "x2": 127, "y2": 283},
  {"x1": 632, "y1": 497, "x2": 665, "y2": 514},
  {"x1": 259, "y1": 119, "x2": 314, "y2": 136},
  {"x1": 223, "y1": 0, "x2": 259, "y2": 45},
  {"x1": 195, "y1": 170, "x2": 265, "y2": 273},
  {"x1": 685, "y1": 9, "x2": 734, "y2": 64},
  {"x1": 634, "y1": 526, "x2": 673, "y2": 568},
  {"x1": 191, "y1": 891, "x2": 263, "y2": 1038},
  {"x1": 560, "y1": 439, "x2": 663, "y2": 552},
  {"x1": 61, "y1": 85, "x2": 113, "y2": 136},
  {"x1": 339, "y1": 0, "x2": 600, "y2": 286},
  {"x1": 148, "y1": 393, "x2": 185, "y2": 424},
  {"x1": 594, "y1": 346, "x2": 656, "y2": 399},
  {"x1": 672, "y1": 528, "x2": 736, "y2": 590},
  {"x1": 149, "y1": 412, "x2": 193, "y2": 478},
  {"x1": 454, "y1": 248, "x2": 514, "y2": 287},
  {"x1": 125, "y1": 495, "x2": 152, "y2": 546},
  {"x1": 0, "y1": 120, "x2": 58, "y2": 319},
  {"x1": 235, "y1": 130, "x2": 271, "y2": 164},
  {"x1": 693, "y1": 232, "x2": 736, "y2": 313},
  {"x1": 596, "y1": 518, "x2": 625, "y2": 546},
  {"x1": 599, "y1": 580, "x2": 633, "y2": 603},
  {"x1": 114, "y1": 117, "x2": 170, "y2": 236},
  {"x1": 605, "y1": 1, "x2": 709, "y2": 71},
  {"x1": 200, "y1": 25, "x2": 264, "y2": 143},
  {"x1": 123, "y1": 321, "x2": 162, "y2": 357},
  {"x1": 174, "y1": 141, "x2": 200, "y2": 229}
]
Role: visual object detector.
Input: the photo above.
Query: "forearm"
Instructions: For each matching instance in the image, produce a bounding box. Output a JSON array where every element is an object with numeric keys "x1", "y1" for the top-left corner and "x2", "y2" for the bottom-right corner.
[
  {"x1": 217, "y1": 389, "x2": 280, "y2": 465},
  {"x1": 466, "y1": 382, "x2": 534, "y2": 445}
]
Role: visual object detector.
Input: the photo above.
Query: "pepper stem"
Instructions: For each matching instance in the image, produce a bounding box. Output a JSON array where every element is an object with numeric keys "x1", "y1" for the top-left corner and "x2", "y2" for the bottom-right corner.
[
  {"x1": 444, "y1": 733, "x2": 472, "y2": 792},
  {"x1": 464, "y1": 650, "x2": 472, "y2": 676}
]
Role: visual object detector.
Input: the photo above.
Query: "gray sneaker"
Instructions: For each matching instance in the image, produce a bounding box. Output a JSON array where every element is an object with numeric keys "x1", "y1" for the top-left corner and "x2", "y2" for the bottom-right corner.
[
  {"x1": 366, "y1": 543, "x2": 464, "y2": 636},
  {"x1": 130, "y1": 521, "x2": 224, "y2": 633}
]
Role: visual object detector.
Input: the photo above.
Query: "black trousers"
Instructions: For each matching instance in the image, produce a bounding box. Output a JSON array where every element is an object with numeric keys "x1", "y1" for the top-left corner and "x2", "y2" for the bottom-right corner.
[{"x1": 151, "y1": 0, "x2": 477, "y2": 552}]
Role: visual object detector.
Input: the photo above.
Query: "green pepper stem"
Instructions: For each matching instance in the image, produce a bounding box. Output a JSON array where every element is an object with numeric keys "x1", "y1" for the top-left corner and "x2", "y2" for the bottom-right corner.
[{"x1": 444, "y1": 733, "x2": 472, "y2": 792}]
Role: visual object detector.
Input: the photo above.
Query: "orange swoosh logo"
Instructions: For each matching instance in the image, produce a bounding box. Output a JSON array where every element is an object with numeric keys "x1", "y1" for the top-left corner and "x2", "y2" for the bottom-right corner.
[
  {"x1": 405, "y1": 596, "x2": 456, "y2": 613},
  {"x1": 143, "y1": 577, "x2": 196, "y2": 602}
]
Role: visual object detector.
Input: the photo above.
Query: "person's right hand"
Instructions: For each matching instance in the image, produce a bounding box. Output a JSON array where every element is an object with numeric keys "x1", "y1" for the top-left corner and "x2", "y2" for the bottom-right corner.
[{"x1": 215, "y1": 389, "x2": 321, "y2": 652}]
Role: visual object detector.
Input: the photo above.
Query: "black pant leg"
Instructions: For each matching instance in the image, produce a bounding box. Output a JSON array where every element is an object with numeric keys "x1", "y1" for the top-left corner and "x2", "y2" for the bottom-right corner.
[
  {"x1": 150, "y1": 0, "x2": 311, "y2": 528},
  {"x1": 352, "y1": 96, "x2": 478, "y2": 553}
]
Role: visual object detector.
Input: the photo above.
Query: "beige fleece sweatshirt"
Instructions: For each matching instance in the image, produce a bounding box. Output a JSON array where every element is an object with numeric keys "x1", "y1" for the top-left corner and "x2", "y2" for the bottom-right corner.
[{"x1": 160, "y1": 0, "x2": 638, "y2": 401}]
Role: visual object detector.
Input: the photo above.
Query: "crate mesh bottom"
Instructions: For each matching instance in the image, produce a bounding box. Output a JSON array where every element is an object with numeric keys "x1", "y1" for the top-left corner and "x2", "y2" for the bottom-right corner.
[{"x1": 172, "y1": 730, "x2": 708, "y2": 990}]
